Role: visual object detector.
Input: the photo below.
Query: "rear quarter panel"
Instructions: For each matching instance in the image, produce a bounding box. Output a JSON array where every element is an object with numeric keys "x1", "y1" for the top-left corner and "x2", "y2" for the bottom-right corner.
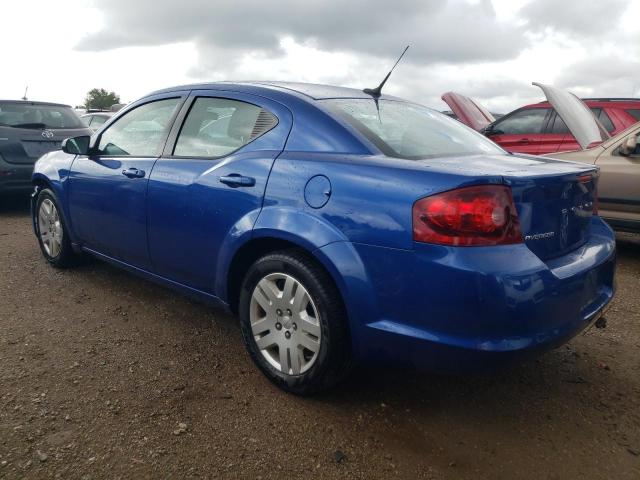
[{"x1": 258, "y1": 153, "x2": 503, "y2": 250}]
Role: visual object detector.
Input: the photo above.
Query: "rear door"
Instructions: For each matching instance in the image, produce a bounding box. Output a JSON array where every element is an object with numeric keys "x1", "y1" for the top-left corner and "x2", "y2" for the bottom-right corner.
[
  {"x1": 146, "y1": 90, "x2": 292, "y2": 294},
  {"x1": 486, "y1": 107, "x2": 550, "y2": 154},
  {"x1": 67, "y1": 94, "x2": 185, "y2": 269}
]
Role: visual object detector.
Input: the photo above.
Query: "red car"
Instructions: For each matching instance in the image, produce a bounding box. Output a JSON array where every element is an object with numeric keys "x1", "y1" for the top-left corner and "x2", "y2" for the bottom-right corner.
[{"x1": 442, "y1": 93, "x2": 640, "y2": 155}]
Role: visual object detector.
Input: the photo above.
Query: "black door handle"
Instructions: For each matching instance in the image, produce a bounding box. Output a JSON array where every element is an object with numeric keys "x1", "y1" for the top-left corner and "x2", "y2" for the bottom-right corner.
[
  {"x1": 122, "y1": 167, "x2": 145, "y2": 178},
  {"x1": 220, "y1": 174, "x2": 256, "y2": 187},
  {"x1": 518, "y1": 138, "x2": 531, "y2": 144}
]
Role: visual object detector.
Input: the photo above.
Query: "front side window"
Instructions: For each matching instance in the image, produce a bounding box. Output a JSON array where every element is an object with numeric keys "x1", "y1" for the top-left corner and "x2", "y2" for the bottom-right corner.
[
  {"x1": 323, "y1": 99, "x2": 503, "y2": 160},
  {"x1": 493, "y1": 108, "x2": 549, "y2": 135},
  {"x1": 174, "y1": 97, "x2": 277, "y2": 158},
  {"x1": 98, "y1": 98, "x2": 181, "y2": 156}
]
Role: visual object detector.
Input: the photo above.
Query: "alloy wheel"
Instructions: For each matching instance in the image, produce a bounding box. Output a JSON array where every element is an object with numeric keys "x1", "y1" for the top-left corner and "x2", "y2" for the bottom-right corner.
[{"x1": 38, "y1": 198, "x2": 63, "y2": 258}]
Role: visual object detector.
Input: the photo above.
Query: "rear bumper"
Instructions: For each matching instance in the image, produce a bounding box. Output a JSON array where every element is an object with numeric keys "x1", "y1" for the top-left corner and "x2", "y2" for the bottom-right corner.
[
  {"x1": 0, "y1": 155, "x2": 34, "y2": 194},
  {"x1": 325, "y1": 217, "x2": 616, "y2": 371}
]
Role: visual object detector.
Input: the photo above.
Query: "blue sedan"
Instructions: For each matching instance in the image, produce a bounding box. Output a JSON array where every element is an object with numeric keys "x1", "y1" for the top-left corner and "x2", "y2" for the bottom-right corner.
[{"x1": 31, "y1": 82, "x2": 616, "y2": 394}]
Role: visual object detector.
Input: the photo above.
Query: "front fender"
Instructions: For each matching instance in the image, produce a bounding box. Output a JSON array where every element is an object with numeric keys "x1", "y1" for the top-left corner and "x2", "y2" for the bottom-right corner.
[{"x1": 31, "y1": 150, "x2": 77, "y2": 243}]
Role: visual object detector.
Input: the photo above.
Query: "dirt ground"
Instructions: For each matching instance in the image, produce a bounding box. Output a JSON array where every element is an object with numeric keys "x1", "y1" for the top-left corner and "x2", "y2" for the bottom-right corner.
[{"x1": 0, "y1": 195, "x2": 639, "y2": 480}]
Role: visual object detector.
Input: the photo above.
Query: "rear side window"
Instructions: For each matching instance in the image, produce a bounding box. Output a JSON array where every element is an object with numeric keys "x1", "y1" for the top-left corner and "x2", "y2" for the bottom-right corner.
[
  {"x1": 0, "y1": 102, "x2": 85, "y2": 129},
  {"x1": 493, "y1": 108, "x2": 548, "y2": 134},
  {"x1": 590, "y1": 108, "x2": 615, "y2": 133},
  {"x1": 98, "y1": 98, "x2": 181, "y2": 156},
  {"x1": 551, "y1": 108, "x2": 615, "y2": 135},
  {"x1": 626, "y1": 109, "x2": 640, "y2": 121},
  {"x1": 174, "y1": 97, "x2": 277, "y2": 158}
]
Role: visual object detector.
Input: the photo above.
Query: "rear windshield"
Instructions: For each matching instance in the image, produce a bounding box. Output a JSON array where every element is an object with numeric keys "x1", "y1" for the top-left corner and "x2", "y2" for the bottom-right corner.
[
  {"x1": 322, "y1": 99, "x2": 504, "y2": 159},
  {"x1": 0, "y1": 102, "x2": 85, "y2": 129}
]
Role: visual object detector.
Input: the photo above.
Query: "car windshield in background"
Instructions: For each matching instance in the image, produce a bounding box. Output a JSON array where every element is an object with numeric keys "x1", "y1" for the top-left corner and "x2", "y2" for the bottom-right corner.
[
  {"x1": 323, "y1": 99, "x2": 504, "y2": 160},
  {"x1": 0, "y1": 102, "x2": 85, "y2": 129}
]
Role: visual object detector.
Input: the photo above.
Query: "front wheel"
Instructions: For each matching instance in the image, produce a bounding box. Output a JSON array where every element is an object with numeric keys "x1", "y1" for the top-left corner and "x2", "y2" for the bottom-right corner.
[
  {"x1": 239, "y1": 250, "x2": 351, "y2": 394},
  {"x1": 34, "y1": 189, "x2": 78, "y2": 268}
]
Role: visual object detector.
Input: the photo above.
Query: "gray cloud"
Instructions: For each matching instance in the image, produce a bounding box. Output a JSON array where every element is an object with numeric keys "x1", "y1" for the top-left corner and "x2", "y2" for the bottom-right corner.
[
  {"x1": 555, "y1": 56, "x2": 640, "y2": 97},
  {"x1": 76, "y1": 0, "x2": 639, "y2": 113},
  {"x1": 78, "y1": 0, "x2": 529, "y2": 66},
  {"x1": 521, "y1": 0, "x2": 630, "y2": 36}
]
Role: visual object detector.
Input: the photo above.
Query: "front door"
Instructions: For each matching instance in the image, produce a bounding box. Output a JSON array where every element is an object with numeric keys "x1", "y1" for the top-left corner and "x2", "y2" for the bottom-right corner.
[
  {"x1": 67, "y1": 95, "x2": 184, "y2": 269},
  {"x1": 487, "y1": 107, "x2": 549, "y2": 155},
  {"x1": 147, "y1": 91, "x2": 292, "y2": 294}
]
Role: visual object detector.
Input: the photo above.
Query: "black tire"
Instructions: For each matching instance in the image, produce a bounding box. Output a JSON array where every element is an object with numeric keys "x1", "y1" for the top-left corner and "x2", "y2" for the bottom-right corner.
[
  {"x1": 239, "y1": 250, "x2": 352, "y2": 395},
  {"x1": 34, "y1": 189, "x2": 78, "y2": 268}
]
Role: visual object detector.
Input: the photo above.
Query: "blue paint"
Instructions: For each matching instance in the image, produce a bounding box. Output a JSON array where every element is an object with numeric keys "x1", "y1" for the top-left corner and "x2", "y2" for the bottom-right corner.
[{"x1": 31, "y1": 81, "x2": 616, "y2": 371}]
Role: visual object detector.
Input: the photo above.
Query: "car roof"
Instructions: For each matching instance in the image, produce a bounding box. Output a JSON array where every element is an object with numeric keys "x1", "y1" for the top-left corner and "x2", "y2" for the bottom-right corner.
[
  {"x1": 148, "y1": 81, "x2": 400, "y2": 101},
  {"x1": 0, "y1": 100, "x2": 72, "y2": 108}
]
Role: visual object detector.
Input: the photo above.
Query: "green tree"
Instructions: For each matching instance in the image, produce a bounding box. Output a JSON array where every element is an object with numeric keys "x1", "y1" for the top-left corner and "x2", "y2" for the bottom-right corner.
[{"x1": 84, "y1": 88, "x2": 121, "y2": 110}]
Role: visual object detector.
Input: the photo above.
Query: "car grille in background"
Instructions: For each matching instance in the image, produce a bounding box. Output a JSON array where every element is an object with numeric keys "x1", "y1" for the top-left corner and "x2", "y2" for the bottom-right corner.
[{"x1": 250, "y1": 110, "x2": 278, "y2": 140}]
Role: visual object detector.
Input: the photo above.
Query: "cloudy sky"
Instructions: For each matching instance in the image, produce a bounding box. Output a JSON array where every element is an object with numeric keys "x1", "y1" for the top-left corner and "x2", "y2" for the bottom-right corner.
[{"x1": 1, "y1": 0, "x2": 638, "y2": 113}]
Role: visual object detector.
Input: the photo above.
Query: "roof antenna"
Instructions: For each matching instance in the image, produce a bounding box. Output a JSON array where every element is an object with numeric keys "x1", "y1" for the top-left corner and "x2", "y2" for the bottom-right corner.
[
  {"x1": 363, "y1": 45, "x2": 410, "y2": 98},
  {"x1": 21, "y1": 86, "x2": 28, "y2": 101}
]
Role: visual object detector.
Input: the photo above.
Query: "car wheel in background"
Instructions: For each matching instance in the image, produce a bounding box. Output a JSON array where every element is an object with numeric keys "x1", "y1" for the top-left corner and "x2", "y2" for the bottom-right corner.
[{"x1": 239, "y1": 250, "x2": 351, "y2": 395}]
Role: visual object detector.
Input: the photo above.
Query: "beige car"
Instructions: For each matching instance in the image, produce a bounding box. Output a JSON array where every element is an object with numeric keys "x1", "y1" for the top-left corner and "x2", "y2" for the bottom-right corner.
[
  {"x1": 534, "y1": 83, "x2": 640, "y2": 233},
  {"x1": 551, "y1": 124, "x2": 640, "y2": 232}
]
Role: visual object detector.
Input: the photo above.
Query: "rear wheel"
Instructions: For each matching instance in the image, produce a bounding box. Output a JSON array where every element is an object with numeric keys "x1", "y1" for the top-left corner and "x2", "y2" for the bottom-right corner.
[
  {"x1": 35, "y1": 189, "x2": 78, "y2": 268},
  {"x1": 239, "y1": 250, "x2": 351, "y2": 394}
]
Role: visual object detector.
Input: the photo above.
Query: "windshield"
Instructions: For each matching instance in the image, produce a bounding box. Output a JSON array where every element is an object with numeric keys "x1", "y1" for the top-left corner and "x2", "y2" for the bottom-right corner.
[
  {"x1": 0, "y1": 102, "x2": 85, "y2": 129},
  {"x1": 323, "y1": 99, "x2": 504, "y2": 159}
]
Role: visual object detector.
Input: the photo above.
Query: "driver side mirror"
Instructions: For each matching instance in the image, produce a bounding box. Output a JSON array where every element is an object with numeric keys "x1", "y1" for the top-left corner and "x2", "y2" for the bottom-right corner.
[
  {"x1": 61, "y1": 135, "x2": 91, "y2": 155},
  {"x1": 619, "y1": 134, "x2": 639, "y2": 156}
]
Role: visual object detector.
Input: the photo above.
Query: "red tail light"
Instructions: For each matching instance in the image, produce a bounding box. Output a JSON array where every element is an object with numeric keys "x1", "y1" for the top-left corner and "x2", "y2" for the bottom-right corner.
[{"x1": 413, "y1": 185, "x2": 523, "y2": 246}]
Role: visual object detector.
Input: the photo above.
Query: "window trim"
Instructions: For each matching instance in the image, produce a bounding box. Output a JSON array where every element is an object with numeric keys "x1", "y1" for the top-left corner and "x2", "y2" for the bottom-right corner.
[
  {"x1": 90, "y1": 95, "x2": 186, "y2": 159},
  {"x1": 162, "y1": 95, "x2": 279, "y2": 161}
]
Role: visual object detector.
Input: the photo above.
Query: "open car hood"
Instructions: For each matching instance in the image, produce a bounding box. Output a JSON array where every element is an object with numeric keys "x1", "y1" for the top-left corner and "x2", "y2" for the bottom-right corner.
[
  {"x1": 532, "y1": 82, "x2": 610, "y2": 150},
  {"x1": 441, "y1": 92, "x2": 495, "y2": 131}
]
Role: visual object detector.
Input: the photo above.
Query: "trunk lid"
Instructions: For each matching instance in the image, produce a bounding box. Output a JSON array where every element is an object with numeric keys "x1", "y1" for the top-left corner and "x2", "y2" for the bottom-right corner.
[
  {"x1": 441, "y1": 92, "x2": 495, "y2": 131},
  {"x1": 0, "y1": 126, "x2": 89, "y2": 164},
  {"x1": 506, "y1": 167, "x2": 598, "y2": 260},
  {"x1": 420, "y1": 153, "x2": 599, "y2": 260},
  {"x1": 532, "y1": 82, "x2": 610, "y2": 150}
]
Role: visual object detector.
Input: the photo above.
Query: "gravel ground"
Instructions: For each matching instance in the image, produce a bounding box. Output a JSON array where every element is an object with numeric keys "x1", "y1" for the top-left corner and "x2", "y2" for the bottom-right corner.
[{"x1": 1, "y1": 195, "x2": 639, "y2": 480}]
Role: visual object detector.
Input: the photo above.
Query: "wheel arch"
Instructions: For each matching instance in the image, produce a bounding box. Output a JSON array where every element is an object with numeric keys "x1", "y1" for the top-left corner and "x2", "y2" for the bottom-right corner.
[
  {"x1": 221, "y1": 233, "x2": 375, "y2": 363},
  {"x1": 224, "y1": 234, "x2": 347, "y2": 316}
]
